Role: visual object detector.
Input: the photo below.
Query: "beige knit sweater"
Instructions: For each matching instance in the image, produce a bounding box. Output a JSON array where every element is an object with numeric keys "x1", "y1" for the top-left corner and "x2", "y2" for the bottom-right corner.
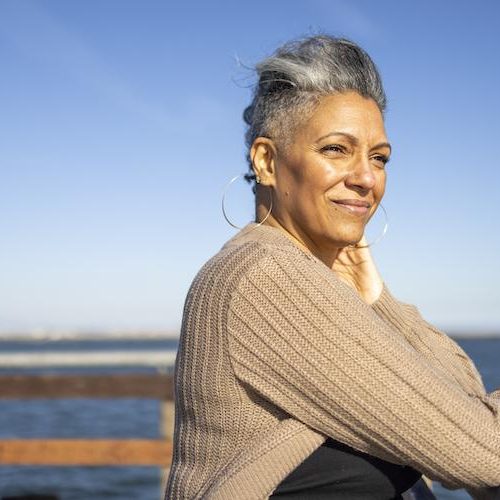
[{"x1": 164, "y1": 223, "x2": 500, "y2": 499}]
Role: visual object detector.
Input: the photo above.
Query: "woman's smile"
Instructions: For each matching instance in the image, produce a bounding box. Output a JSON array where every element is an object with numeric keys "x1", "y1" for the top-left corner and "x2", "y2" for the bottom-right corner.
[{"x1": 330, "y1": 198, "x2": 372, "y2": 216}]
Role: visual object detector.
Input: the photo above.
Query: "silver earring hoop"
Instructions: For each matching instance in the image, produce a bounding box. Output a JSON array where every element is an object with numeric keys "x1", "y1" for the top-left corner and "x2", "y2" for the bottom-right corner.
[
  {"x1": 222, "y1": 174, "x2": 273, "y2": 229},
  {"x1": 346, "y1": 203, "x2": 389, "y2": 250}
]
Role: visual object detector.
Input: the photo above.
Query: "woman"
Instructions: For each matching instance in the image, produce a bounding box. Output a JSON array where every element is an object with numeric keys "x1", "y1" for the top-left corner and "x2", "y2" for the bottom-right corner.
[{"x1": 164, "y1": 35, "x2": 500, "y2": 499}]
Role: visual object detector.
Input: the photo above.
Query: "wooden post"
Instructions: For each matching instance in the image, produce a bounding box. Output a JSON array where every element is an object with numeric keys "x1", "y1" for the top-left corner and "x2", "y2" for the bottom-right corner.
[
  {"x1": 159, "y1": 383, "x2": 175, "y2": 498},
  {"x1": 160, "y1": 400, "x2": 175, "y2": 441}
]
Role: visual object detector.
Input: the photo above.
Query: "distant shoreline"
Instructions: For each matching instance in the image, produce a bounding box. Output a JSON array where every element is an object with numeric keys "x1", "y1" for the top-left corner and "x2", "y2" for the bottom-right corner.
[
  {"x1": 0, "y1": 331, "x2": 181, "y2": 341},
  {"x1": 449, "y1": 332, "x2": 500, "y2": 339},
  {"x1": 0, "y1": 330, "x2": 498, "y2": 341}
]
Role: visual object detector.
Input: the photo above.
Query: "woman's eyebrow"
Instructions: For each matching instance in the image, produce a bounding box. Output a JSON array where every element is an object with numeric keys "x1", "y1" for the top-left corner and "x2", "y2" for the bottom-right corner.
[
  {"x1": 316, "y1": 131, "x2": 392, "y2": 152},
  {"x1": 316, "y1": 131, "x2": 358, "y2": 143},
  {"x1": 372, "y1": 141, "x2": 392, "y2": 152}
]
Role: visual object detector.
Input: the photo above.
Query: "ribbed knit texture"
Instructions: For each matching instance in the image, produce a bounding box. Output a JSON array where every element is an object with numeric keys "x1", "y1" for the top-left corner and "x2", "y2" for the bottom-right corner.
[{"x1": 164, "y1": 223, "x2": 500, "y2": 499}]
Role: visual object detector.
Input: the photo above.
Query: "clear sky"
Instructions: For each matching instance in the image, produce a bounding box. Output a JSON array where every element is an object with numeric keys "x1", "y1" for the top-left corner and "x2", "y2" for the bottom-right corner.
[{"x1": 1, "y1": 0, "x2": 500, "y2": 335}]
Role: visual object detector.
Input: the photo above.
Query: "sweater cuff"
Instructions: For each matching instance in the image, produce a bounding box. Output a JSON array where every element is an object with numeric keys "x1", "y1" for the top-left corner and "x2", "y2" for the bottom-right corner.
[{"x1": 371, "y1": 283, "x2": 417, "y2": 333}]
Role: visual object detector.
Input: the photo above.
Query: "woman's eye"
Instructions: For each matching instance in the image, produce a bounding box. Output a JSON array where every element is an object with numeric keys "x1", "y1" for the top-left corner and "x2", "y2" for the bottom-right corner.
[
  {"x1": 321, "y1": 144, "x2": 345, "y2": 154},
  {"x1": 372, "y1": 155, "x2": 390, "y2": 168}
]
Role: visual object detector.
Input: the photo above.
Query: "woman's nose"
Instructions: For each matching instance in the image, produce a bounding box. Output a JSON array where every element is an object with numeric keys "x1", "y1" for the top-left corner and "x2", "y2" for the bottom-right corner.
[{"x1": 345, "y1": 156, "x2": 376, "y2": 191}]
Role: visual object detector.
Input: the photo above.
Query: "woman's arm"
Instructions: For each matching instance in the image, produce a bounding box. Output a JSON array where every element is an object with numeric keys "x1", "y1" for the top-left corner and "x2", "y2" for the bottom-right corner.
[
  {"x1": 371, "y1": 283, "x2": 489, "y2": 399},
  {"x1": 371, "y1": 286, "x2": 500, "y2": 499},
  {"x1": 226, "y1": 247, "x2": 500, "y2": 492},
  {"x1": 332, "y1": 237, "x2": 490, "y2": 398}
]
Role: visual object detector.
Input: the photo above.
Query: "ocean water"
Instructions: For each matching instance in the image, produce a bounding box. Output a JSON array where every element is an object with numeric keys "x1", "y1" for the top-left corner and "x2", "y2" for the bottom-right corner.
[{"x1": 0, "y1": 337, "x2": 498, "y2": 500}]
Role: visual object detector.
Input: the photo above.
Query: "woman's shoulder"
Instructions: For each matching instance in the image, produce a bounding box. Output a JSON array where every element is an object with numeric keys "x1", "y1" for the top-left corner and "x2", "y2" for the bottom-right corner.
[
  {"x1": 196, "y1": 232, "x2": 288, "y2": 283},
  {"x1": 190, "y1": 224, "x2": 319, "y2": 294}
]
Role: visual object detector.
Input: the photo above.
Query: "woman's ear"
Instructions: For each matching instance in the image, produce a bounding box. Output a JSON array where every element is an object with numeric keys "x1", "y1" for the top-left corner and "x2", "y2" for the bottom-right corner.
[{"x1": 250, "y1": 137, "x2": 277, "y2": 187}]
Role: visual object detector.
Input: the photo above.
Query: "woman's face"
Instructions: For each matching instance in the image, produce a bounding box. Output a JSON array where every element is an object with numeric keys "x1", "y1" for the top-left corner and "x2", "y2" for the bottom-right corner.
[{"x1": 261, "y1": 91, "x2": 390, "y2": 252}]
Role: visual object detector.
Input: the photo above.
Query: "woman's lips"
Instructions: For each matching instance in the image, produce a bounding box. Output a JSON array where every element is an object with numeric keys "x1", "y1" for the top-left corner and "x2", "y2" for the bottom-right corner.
[{"x1": 331, "y1": 199, "x2": 371, "y2": 215}]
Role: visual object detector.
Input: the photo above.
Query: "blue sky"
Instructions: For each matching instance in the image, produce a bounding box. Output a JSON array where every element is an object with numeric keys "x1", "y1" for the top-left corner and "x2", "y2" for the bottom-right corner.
[{"x1": 1, "y1": 0, "x2": 499, "y2": 334}]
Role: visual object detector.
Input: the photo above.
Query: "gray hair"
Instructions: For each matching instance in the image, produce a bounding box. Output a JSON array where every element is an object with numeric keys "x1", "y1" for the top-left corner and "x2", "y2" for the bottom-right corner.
[{"x1": 243, "y1": 34, "x2": 387, "y2": 186}]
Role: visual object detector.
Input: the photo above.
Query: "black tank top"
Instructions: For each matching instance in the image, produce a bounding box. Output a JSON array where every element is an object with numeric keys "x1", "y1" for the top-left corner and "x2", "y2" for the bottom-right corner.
[{"x1": 270, "y1": 437, "x2": 422, "y2": 499}]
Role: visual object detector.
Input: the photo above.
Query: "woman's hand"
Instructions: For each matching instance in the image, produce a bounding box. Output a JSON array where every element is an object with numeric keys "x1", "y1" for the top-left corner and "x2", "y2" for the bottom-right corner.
[{"x1": 332, "y1": 235, "x2": 384, "y2": 305}]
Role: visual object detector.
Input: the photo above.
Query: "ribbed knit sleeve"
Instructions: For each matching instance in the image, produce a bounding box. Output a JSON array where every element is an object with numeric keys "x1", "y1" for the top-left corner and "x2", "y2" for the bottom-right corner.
[
  {"x1": 226, "y1": 246, "x2": 500, "y2": 492},
  {"x1": 371, "y1": 284, "x2": 489, "y2": 398}
]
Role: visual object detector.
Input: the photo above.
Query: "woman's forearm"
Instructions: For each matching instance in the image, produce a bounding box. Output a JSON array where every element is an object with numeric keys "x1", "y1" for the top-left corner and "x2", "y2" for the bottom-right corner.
[
  {"x1": 370, "y1": 283, "x2": 489, "y2": 398},
  {"x1": 333, "y1": 240, "x2": 491, "y2": 398}
]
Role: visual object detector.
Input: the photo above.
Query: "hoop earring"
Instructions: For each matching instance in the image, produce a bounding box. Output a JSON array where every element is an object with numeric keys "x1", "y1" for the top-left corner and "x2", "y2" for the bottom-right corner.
[
  {"x1": 221, "y1": 174, "x2": 273, "y2": 229},
  {"x1": 345, "y1": 203, "x2": 389, "y2": 250}
]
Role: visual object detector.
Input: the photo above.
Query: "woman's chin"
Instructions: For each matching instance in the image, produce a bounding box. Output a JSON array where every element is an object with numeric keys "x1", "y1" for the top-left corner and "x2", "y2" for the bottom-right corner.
[
  {"x1": 320, "y1": 235, "x2": 363, "y2": 251},
  {"x1": 326, "y1": 227, "x2": 365, "y2": 248}
]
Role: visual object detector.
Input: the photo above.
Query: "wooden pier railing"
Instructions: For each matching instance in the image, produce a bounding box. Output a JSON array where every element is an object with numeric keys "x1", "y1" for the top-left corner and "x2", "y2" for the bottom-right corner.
[{"x1": 0, "y1": 373, "x2": 175, "y2": 468}]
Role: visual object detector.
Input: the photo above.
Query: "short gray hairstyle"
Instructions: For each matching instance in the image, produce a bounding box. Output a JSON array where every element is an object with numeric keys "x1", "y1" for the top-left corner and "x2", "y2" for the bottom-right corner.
[{"x1": 243, "y1": 34, "x2": 387, "y2": 186}]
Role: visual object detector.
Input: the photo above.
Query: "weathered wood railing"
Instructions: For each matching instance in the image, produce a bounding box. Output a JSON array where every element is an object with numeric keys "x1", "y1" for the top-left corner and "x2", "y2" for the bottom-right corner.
[{"x1": 0, "y1": 373, "x2": 175, "y2": 466}]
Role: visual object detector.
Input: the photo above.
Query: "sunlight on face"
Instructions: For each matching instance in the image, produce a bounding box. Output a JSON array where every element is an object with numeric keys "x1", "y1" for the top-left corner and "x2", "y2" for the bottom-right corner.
[{"x1": 271, "y1": 91, "x2": 390, "y2": 251}]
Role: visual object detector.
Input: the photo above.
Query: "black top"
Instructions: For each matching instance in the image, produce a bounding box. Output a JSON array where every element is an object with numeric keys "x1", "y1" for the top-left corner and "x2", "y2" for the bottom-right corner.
[{"x1": 270, "y1": 437, "x2": 422, "y2": 499}]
